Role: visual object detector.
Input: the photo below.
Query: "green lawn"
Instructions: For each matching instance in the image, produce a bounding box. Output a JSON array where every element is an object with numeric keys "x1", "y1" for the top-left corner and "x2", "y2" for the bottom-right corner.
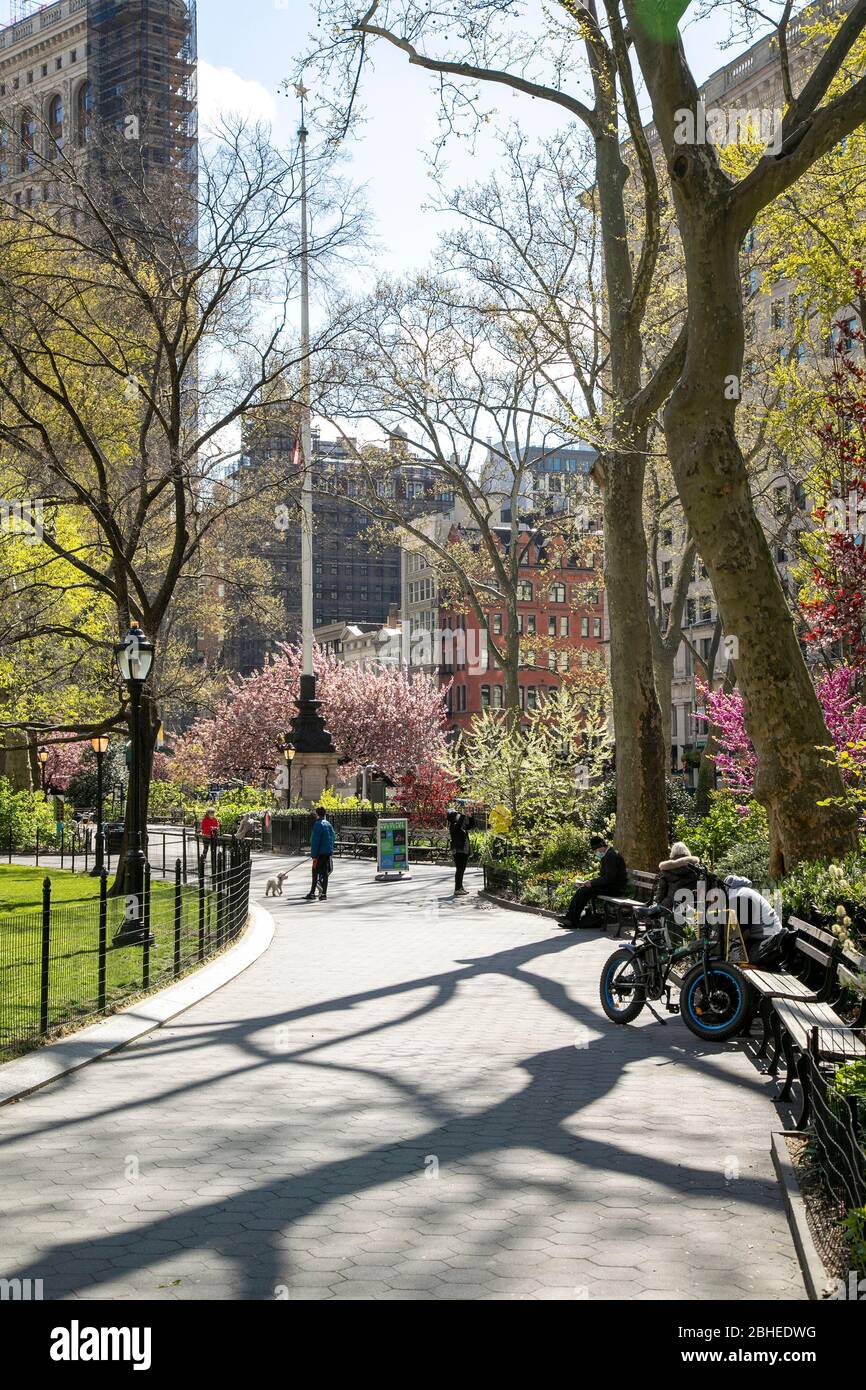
[
  {"x1": 0, "y1": 865, "x2": 226, "y2": 1058},
  {"x1": 0, "y1": 865, "x2": 106, "y2": 913}
]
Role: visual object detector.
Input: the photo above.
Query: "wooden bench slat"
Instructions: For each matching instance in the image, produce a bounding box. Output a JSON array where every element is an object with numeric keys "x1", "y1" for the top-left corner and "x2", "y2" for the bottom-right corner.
[{"x1": 788, "y1": 916, "x2": 837, "y2": 949}]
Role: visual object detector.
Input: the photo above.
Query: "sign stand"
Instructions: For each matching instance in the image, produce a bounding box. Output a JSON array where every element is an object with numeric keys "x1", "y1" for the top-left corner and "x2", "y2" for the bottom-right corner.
[{"x1": 375, "y1": 816, "x2": 411, "y2": 881}]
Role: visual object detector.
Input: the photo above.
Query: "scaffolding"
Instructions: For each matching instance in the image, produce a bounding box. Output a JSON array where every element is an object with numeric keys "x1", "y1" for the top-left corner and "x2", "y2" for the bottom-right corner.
[{"x1": 87, "y1": 0, "x2": 196, "y2": 171}]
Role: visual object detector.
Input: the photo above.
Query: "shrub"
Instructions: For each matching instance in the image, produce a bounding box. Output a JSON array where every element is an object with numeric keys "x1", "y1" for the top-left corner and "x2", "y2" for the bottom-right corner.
[
  {"x1": 715, "y1": 835, "x2": 772, "y2": 888},
  {"x1": 534, "y1": 822, "x2": 593, "y2": 874},
  {"x1": 780, "y1": 854, "x2": 866, "y2": 938},
  {"x1": 0, "y1": 777, "x2": 58, "y2": 852},
  {"x1": 843, "y1": 1207, "x2": 866, "y2": 1270},
  {"x1": 582, "y1": 776, "x2": 696, "y2": 843},
  {"x1": 675, "y1": 791, "x2": 767, "y2": 869}
]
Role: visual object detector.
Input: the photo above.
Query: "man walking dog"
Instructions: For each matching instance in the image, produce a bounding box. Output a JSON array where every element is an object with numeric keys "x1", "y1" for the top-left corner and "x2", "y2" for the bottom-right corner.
[{"x1": 305, "y1": 806, "x2": 335, "y2": 901}]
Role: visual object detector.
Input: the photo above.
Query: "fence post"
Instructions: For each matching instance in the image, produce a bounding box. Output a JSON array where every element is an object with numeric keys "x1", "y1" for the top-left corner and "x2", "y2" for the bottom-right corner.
[
  {"x1": 8, "y1": 827, "x2": 11, "y2": 863},
  {"x1": 60, "y1": 827, "x2": 64, "y2": 871},
  {"x1": 35, "y1": 825, "x2": 39, "y2": 866},
  {"x1": 142, "y1": 862, "x2": 151, "y2": 991},
  {"x1": 182, "y1": 827, "x2": 187, "y2": 885},
  {"x1": 71, "y1": 829, "x2": 75, "y2": 874},
  {"x1": 98, "y1": 868, "x2": 107, "y2": 1012},
  {"x1": 198, "y1": 859, "x2": 206, "y2": 961},
  {"x1": 39, "y1": 876, "x2": 51, "y2": 1036},
  {"x1": 216, "y1": 848, "x2": 225, "y2": 950},
  {"x1": 84, "y1": 829, "x2": 88, "y2": 873},
  {"x1": 163, "y1": 831, "x2": 167, "y2": 880},
  {"x1": 174, "y1": 859, "x2": 182, "y2": 978}
]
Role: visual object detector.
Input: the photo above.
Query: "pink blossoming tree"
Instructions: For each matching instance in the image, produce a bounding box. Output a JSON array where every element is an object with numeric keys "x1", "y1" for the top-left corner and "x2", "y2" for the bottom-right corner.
[
  {"x1": 700, "y1": 668, "x2": 866, "y2": 798},
  {"x1": 170, "y1": 643, "x2": 449, "y2": 788}
]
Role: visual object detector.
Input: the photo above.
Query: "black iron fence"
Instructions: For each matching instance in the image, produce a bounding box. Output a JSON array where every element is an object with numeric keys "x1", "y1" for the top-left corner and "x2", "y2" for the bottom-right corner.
[
  {"x1": 270, "y1": 810, "x2": 379, "y2": 854},
  {"x1": 0, "y1": 836, "x2": 252, "y2": 1058},
  {"x1": 808, "y1": 1038, "x2": 866, "y2": 1217}
]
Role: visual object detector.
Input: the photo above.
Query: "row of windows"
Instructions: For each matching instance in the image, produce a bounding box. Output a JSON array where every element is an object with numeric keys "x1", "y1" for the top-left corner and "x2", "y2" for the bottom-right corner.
[
  {"x1": 0, "y1": 49, "x2": 83, "y2": 98},
  {"x1": 0, "y1": 83, "x2": 92, "y2": 178}
]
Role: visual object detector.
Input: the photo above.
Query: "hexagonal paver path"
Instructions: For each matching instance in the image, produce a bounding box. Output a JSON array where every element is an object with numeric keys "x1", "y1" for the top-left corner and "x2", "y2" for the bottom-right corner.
[{"x1": 0, "y1": 861, "x2": 803, "y2": 1300}]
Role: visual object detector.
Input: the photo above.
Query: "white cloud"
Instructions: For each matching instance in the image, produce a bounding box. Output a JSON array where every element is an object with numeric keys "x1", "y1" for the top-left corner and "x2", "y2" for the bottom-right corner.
[{"x1": 197, "y1": 60, "x2": 279, "y2": 134}]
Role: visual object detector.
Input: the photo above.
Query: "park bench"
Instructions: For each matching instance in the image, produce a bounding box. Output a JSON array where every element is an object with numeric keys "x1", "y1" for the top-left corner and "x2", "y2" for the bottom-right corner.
[
  {"x1": 741, "y1": 920, "x2": 866, "y2": 1127},
  {"x1": 334, "y1": 826, "x2": 376, "y2": 858},
  {"x1": 593, "y1": 869, "x2": 659, "y2": 937}
]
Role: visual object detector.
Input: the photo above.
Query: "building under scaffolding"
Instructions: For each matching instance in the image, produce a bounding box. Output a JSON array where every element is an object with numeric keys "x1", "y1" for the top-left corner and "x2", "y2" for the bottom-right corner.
[
  {"x1": 88, "y1": 0, "x2": 196, "y2": 173},
  {"x1": 0, "y1": 1, "x2": 196, "y2": 190}
]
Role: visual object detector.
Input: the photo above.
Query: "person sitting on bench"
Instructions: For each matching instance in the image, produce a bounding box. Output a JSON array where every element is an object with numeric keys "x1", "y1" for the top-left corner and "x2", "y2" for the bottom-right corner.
[{"x1": 559, "y1": 835, "x2": 628, "y2": 929}]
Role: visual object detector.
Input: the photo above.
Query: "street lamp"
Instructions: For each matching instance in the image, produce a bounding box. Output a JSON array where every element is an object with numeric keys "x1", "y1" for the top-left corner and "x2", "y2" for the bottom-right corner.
[
  {"x1": 90, "y1": 735, "x2": 109, "y2": 875},
  {"x1": 36, "y1": 747, "x2": 49, "y2": 795},
  {"x1": 279, "y1": 737, "x2": 296, "y2": 807},
  {"x1": 113, "y1": 625, "x2": 155, "y2": 945}
]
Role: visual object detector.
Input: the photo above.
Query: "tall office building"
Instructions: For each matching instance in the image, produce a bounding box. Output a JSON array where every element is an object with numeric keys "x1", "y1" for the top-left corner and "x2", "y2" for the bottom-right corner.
[
  {"x1": 228, "y1": 421, "x2": 455, "y2": 677},
  {"x1": 0, "y1": 0, "x2": 196, "y2": 194}
]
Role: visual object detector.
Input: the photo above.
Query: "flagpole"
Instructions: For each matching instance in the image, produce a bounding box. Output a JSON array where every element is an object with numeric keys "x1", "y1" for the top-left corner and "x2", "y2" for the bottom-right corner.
[
  {"x1": 298, "y1": 83, "x2": 313, "y2": 681},
  {"x1": 287, "y1": 82, "x2": 337, "y2": 802}
]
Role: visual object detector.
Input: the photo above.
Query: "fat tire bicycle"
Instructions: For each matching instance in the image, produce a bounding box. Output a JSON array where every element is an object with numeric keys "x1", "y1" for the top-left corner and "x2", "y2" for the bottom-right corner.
[{"x1": 599, "y1": 905, "x2": 752, "y2": 1042}]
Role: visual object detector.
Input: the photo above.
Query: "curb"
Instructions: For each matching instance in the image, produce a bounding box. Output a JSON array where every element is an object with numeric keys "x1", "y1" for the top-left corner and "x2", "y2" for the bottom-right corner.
[
  {"x1": 0, "y1": 902, "x2": 275, "y2": 1108},
  {"x1": 478, "y1": 889, "x2": 561, "y2": 921},
  {"x1": 771, "y1": 1131, "x2": 833, "y2": 1300},
  {"x1": 478, "y1": 890, "x2": 607, "y2": 930}
]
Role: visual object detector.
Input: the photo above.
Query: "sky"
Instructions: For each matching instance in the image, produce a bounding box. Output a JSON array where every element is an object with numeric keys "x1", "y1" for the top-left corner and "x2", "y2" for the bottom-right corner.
[{"x1": 195, "y1": 0, "x2": 743, "y2": 275}]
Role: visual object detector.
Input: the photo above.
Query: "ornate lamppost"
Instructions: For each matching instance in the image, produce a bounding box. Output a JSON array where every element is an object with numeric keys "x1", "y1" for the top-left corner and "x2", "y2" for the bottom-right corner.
[
  {"x1": 36, "y1": 746, "x2": 49, "y2": 795},
  {"x1": 113, "y1": 625, "x2": 155, "y2": 945},
  {"x1": 90, "y1": 734, "x2": 109, "y2": 875}
]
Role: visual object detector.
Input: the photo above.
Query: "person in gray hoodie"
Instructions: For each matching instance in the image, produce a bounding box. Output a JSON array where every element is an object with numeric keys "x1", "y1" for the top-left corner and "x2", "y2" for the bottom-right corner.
[{"x1": 723, "y1": 874, "x2": 782, "y2": 944}]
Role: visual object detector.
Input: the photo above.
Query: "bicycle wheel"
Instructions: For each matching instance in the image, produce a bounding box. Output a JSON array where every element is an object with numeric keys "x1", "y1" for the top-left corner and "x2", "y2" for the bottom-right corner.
[
  {"x1": 599, "y1": 948, "x2": 646, "y2": 1024},
  {"x1": 679, "y1": 961, "x2": 750, "y2": 1041}
]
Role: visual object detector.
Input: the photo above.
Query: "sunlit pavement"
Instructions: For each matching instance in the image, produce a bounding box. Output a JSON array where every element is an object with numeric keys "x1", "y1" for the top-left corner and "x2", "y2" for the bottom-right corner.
[{"x1": 0, "y1": 860, "x2": 802, "y2": 1300}]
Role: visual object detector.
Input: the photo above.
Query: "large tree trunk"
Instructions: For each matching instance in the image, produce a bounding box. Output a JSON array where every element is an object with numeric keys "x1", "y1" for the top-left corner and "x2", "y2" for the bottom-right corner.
[
  {"x1": 604, "y1": 450, "x2": 669, "y2": 869},
  {"x1": 661, "y1": 225, "x2": 856, "y2": 874},
  {"x1": 651, "y1": 629, "x2": 674, "y2": 771},
  {"x1": 623, "y1": 3, "x2": 859, "y2": 875}
]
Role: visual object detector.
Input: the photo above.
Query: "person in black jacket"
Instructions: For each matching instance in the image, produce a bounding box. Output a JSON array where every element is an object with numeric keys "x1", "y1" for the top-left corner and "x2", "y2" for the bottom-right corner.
[
  {"x1": 559, "y1": 835, "x2": 628, "y2": 928},
  {"x1": 447, "y1": 805, "x2": 475, "y2": 895}
]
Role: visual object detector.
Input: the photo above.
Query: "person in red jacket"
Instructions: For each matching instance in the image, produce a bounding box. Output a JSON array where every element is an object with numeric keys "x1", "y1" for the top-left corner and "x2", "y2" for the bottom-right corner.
[{"x1": 199, "y1": 807, "x2": 220, "y2": 872}]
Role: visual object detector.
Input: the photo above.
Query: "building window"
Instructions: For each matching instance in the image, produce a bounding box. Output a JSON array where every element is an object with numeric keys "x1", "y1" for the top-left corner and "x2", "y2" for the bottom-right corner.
[
  {"x1": 491, "y1": 685, "x2": 504, "y2": 709},
  {"x1": 77, "y1": 82, "x2": 93, "y2": 146},
  {"x1": 526, "y1": 686, "x2": 537, "y2": 710},
  {"x1": 56, "y1": 57, "x2": 63, "y2": 71},
  {"x1": 526, "y1": 613, "x2": 536, "y2": 636},
  {"x1": 549, "y1": 582, "x2": 566, "y2": 603},
  {"x1": 48, "y1": 95, "x2": 64, "y2": 157},
  {"x1": 581, "y1": 616, "x2": 589, "y2": 638},
  {"x1": 559, "y1": 651, "x2": 569, "y2": 673},
  {"x1": 517, "y1": 580, "x2": 533, "y2": 601},
  {"x1": 593, "y1": 617, "x2": 602, "y2": 638},
  {"x1": 492, "y1": 613, "x2": 502, "y2": 635},
  {"x1": 548, "y1": 615, "x2": 556, "y2": 637},
  {"x1": 560, "y1": 615, "x2": 569, "y2": 637},
  {"x1": 19, "y1": 110, "x2": 35, "y2": 172}
]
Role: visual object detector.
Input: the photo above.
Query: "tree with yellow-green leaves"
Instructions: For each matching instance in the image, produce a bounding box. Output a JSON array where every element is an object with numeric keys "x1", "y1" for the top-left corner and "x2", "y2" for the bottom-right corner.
[{"x1": 0, "y1": 113, "x2": 358, "y2": 888}]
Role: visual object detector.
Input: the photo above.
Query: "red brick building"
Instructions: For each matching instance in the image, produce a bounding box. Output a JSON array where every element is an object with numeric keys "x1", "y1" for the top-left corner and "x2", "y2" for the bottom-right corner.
[{"x1": 440, "y1": 533, "x2": 606, "y2": 731}]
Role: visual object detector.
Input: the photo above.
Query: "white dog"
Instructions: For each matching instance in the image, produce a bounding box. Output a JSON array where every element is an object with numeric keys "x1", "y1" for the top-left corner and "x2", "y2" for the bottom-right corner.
[{"x1": 265, "y1": 871, "x2": 289, "y2": 897}]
